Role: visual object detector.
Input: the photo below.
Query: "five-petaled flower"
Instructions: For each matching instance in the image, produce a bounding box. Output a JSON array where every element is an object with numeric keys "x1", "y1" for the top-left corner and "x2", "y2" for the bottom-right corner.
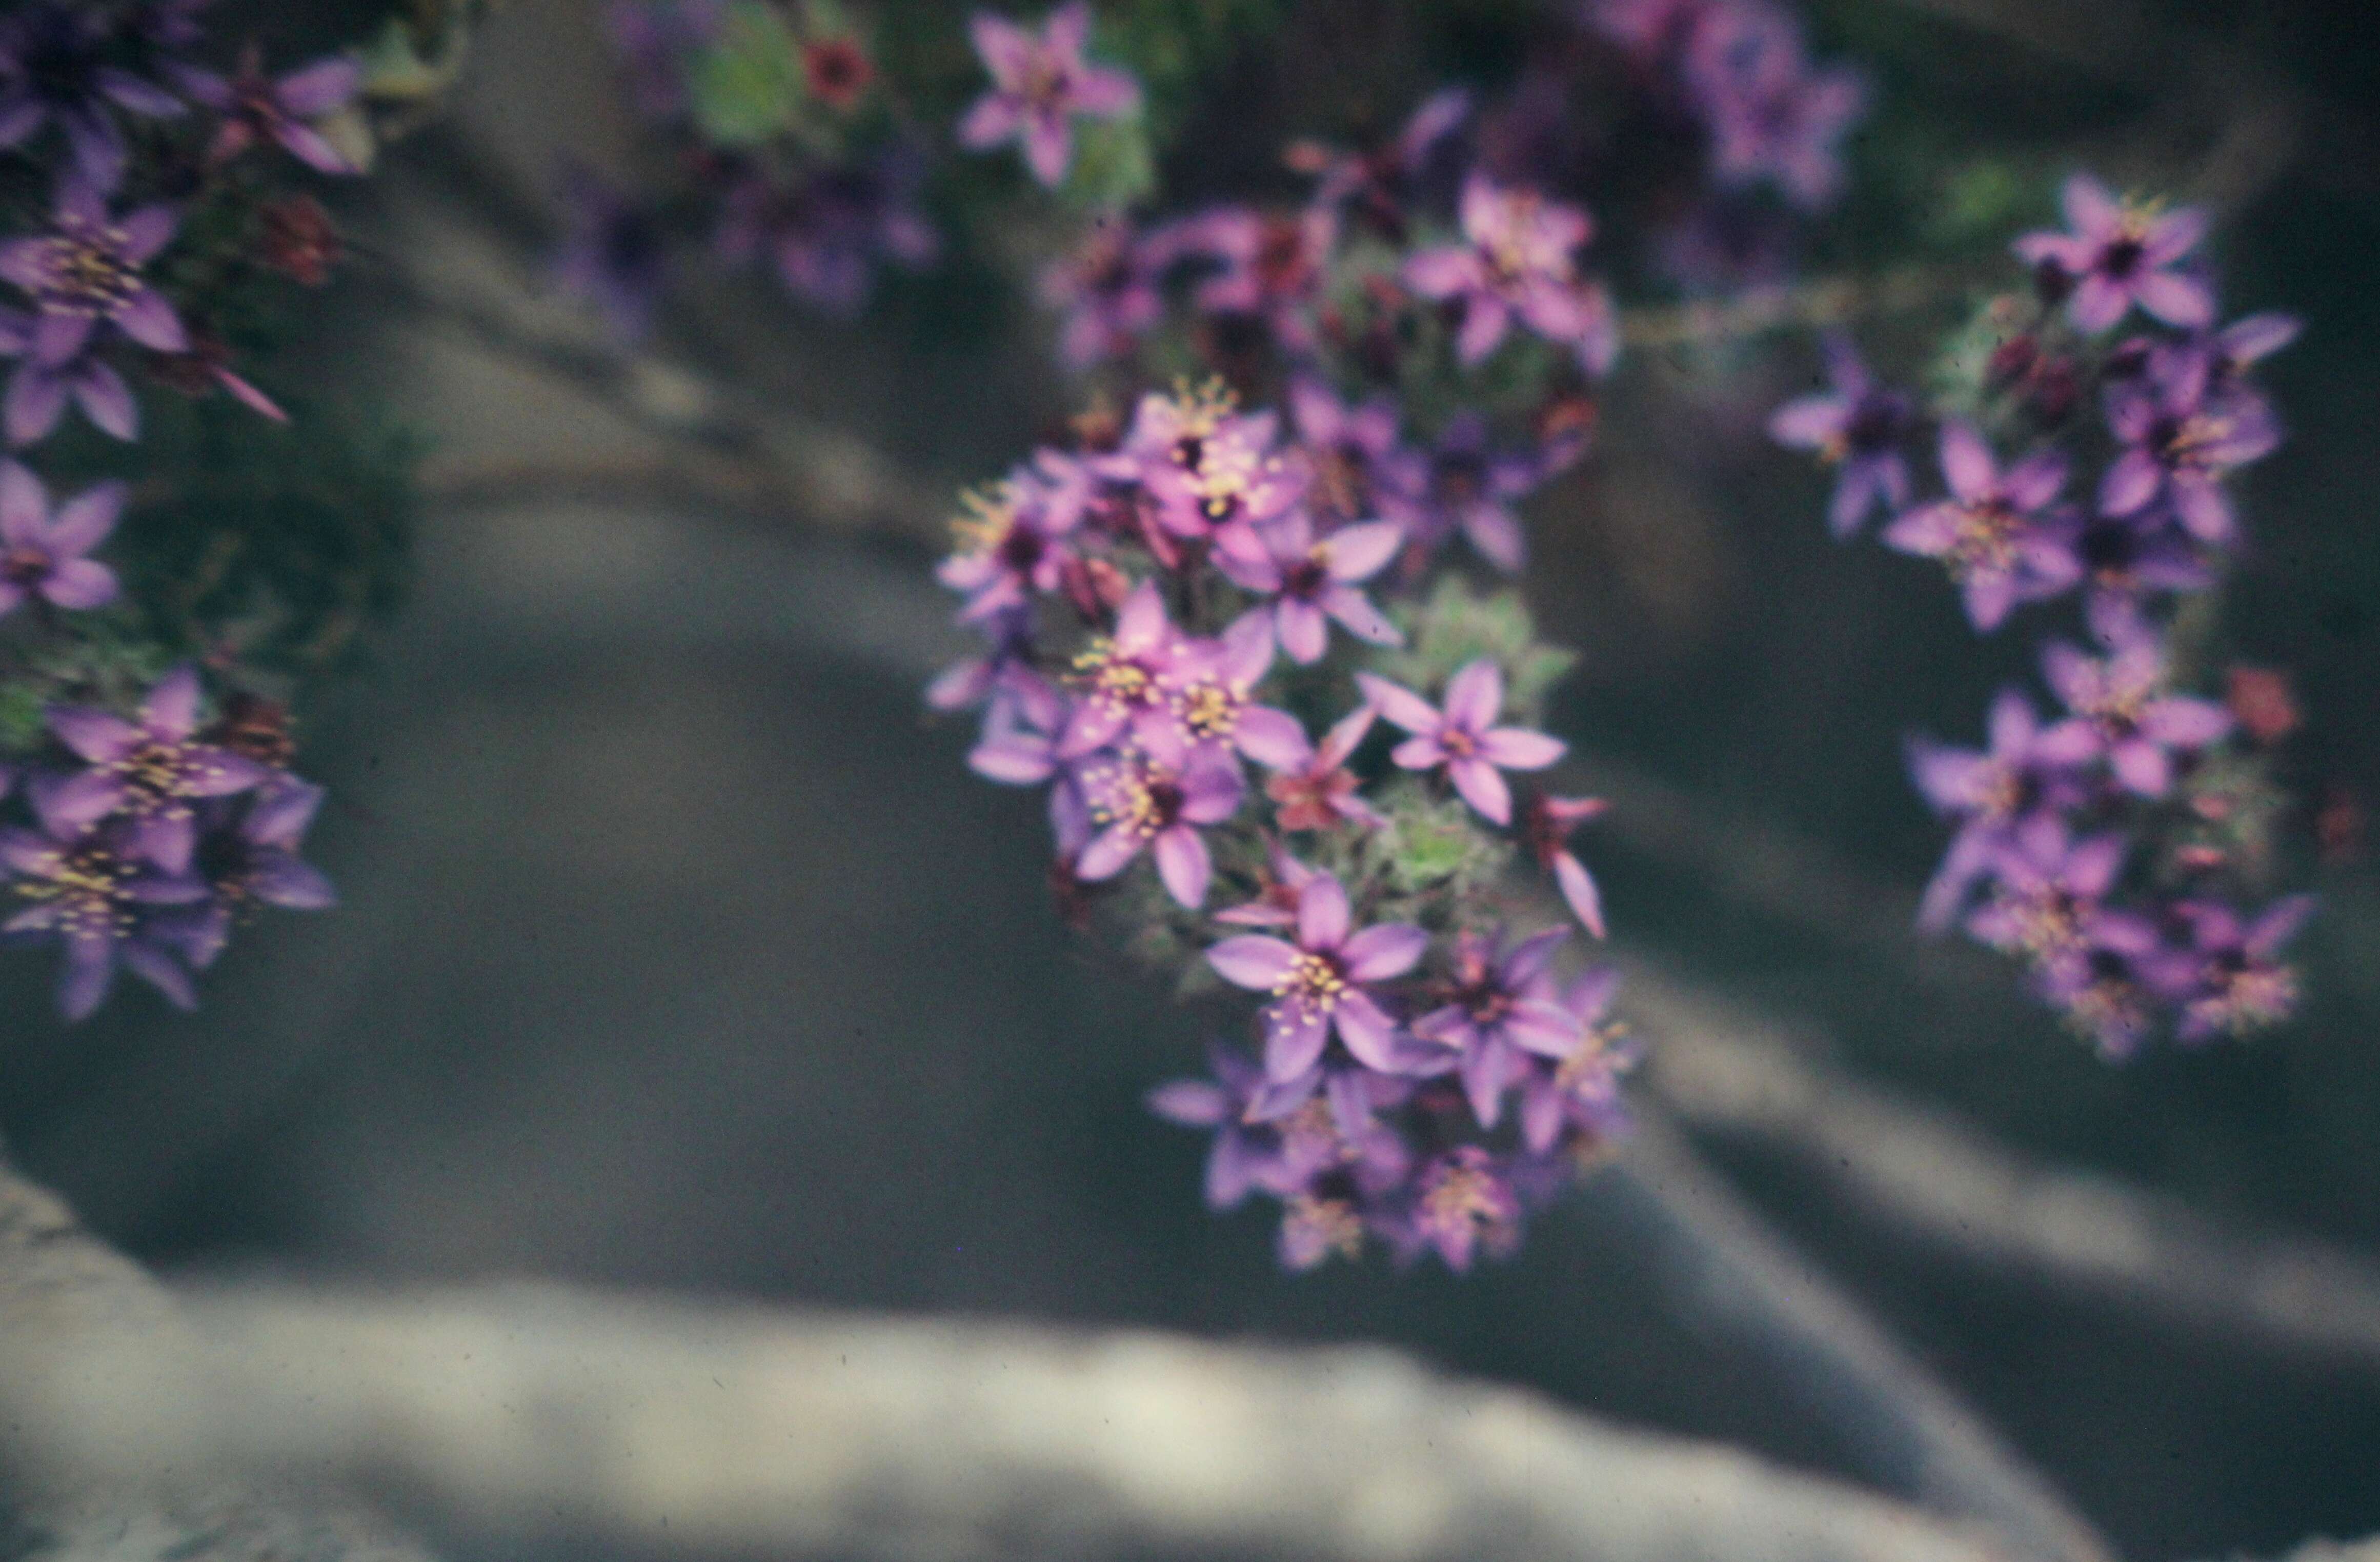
[
  {"x1": 1883, "y1": 421, "x2": 2080, "y2": 631},
  {"x1": 2098, "y1": 344, "x2": 2281, "y2": 547},
  {"x1": 0, "y1": 176, "x2": 185, "y2": 444},
  {"x1": 1, "y1": 816, "x2": 208, "y2": 1020},
  {"x1": 957, "y1": 2, "x2": 1141, "y2": 188},
  {"x1": 2038, "y1": 610, "x2": 2232, "y2": 798},
  {"x1": 2014, "y1": 174, "x2": 2212, "y2": 334},
  {"x1": 35, "y1": 665, "x2": 273, "y2": 874},
  {"x1": 179, "y1": 42, "x2": 360, "y2": 172},
  {"x1": 0, "y1": 459, "x2": 118, "y2": 616},
  {"x1": 1767, "y1": 334, "x2": 1911, "y2": 539},
  {"x1": 1212, "y1": 512, "x2": 1404, "y2": 665},
  {"x1": 1074, "y1": 743, "x2": 1243, "y2": 907},
  {"x1": 1411, "y1": 926, "x2": 1582, "y2": 1127},
  {"x1": 1403, "y1": 175, "x2": 1612, "y2": 371},
  {"x1": 1359, "y1": 659, "x2": 1565, "y2": 826},
  {"x1": 1207, "y1": 869, "x2": 1426, "y2": 1080}
]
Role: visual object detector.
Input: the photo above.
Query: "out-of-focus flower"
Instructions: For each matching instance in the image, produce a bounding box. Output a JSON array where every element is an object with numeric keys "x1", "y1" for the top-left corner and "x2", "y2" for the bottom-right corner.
[
  {"x1": 802, "y1": 34, "x2": 874, "y2": 110},
  {"x1": 1039, "y1": 213, "x2": 1171, "y2": 369},
  {"x1": 1288, "y1": 377, "x2": 1408, "y2": 527},
  {"x1": 2038, "y1": 611, "x2": 2232, "y2": 798},
  {"x1": 1398, "y1": 1145, "x2": 1522, "y2": 1272},
  {"x1": 1180, "y1": 205, "x2": 1334, "y2": 357},
  {"x1": 257, "y1": 195, "x2": 342, "y2": 286},
  {"x1": 0, "y1": 3, "x2": 187, "y2": 193},
  {"x1": 1767, "y1": 334, "x2": 1911, "y2": 538},
  {"x1": 606, "y1": 0, "x2": 721, "y2": 117},
  {"x1": 180, "y1": 776, "x2": 337, "y2": 967},
  {"x1": 1965, "y1": 814, "x2": 2150, "y2": 972},
  {"x1": 1147, "y1": 1042, "x2": 1348, "y2": 1209},
  {"x1": 2162, "y1": 895, "x2": 2312, "y2": 1043},
  {"x1": 1207, "y1": 870, "x2": 1426, "y2": 1079},
  {"x1": 957, "y1": 2, "x2": 1140, "y2": 188},
  {"x1": 1412, "y1": 927, "x2": 1581, "y2": 1126},
  {"x1": 1516, "y1": 965, "x2": 1634, "y2": 1154},
  {"x1": 179, "y1": 42, "x2": 360, "y2": 172},
  {"x1": 2099, "y1": 345, "x2": 2280, "y2": 546},
  {"x1": 1403, "y1": 176, "x2": 1609, "y2": 369},
  {"x1": 1906, "y1": 689, "x2": 2092, "y2": 933},
  {"x1": 1883, "y1": 421, "x2": 2080, "y2": 631},
  {"x1": 1519, "y1": 790, "x2": 1609, "y2": 936},
  {"x1": 2014, "y1": 175, "x2": 2212, "y2": 334},
  {"x1": 1684, "y1": 3, "x2": 1865, "y2": 210},
  {"x1": 1289, "y1": 87, "x2": 1469, "y2": 239},
  {"x1": 35, "y1": 665, "x2": 273, "y2": 874},
  {"x1": 1360, "y1": 659, "x2": 1566, "y2": 826},
  {"x1": 555, "y1": 164, "x2": 667, "y2": 344},
  {"x1": 0, "y1": 460, "x2": 118, "y2": 616},
  {"x1": 715, "y1": 151, "x2": 937, "y2": 313},
  {"x1": 0, "y1": 178, "x2": 185, "y2": 445},
  {"x1": 938, "y1": 473, "x2": 1083, "y2": 622},
  {"x1": 1, "y1": 817, "x2": 208, "y2": 1020},
  {"x1": 1379, "y1": 413, "x2": 1542, "y2": 571}
]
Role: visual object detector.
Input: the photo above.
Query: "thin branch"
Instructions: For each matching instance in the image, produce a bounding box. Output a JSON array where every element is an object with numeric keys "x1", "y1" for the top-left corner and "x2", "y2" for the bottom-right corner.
[
  {"x1": 1623, "y1": 960, "x2": 2380, "y2": 1370},
  {"x1": 1604, "y1": 1115, "x2": 2116, "y2": 1562}
]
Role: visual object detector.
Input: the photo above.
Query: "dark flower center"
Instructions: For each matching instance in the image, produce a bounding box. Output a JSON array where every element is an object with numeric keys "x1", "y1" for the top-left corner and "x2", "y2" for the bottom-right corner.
[
  {"x1": 1844, "y1": 395, "x2": 1901, "y2": 453},
  {"x1": 997, "y1": 525, "x2": 1044, "y2": 574},
  {"x1": 1282, "y1": 554, "x2": 1328, "y2": 600},
  {"x1": 3, "y1": 544, "x2": 52, "y2": 586},
  {"x1": 2100, "y1": 237, "x2": 2144, "y2": 279},
  {"x1": 2078, "y1": 519, "x2": 2137, "y2": 576},
  {"x1": 1432, "y1": 450, "x2": 1485, "y2": 505},
  {"x1": 43, "y1": 225, "x2": 137, "y2": 313},
  {"x1": 1172, "y1": 434, "x2": 1204, "y2": 471},
  {"x1": 1143, "y1": 778, "x2": 1183, "y2": 829}
]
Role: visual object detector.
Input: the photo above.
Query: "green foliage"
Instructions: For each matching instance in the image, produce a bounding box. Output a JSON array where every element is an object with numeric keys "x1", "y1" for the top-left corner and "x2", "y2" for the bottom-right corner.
[
  {"x1": 113, "y1": 398, "x2": 419, "y2": 685},
  {"x1": 1362, "y1": 777, "x2": 1511, "y2": 908},
  {"x1": 692, "y1": 1, "x2": 810, "y2": 147},
  {"x1": 1374, "y1": 576, "x2": 1578, "y2": 722},
  {"x1": 1061, "y1": 115, "x2": 1158, "y2": 211}
]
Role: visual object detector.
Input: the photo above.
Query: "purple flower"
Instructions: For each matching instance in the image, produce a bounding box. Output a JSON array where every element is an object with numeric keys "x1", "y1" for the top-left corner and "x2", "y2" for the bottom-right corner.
[
  {"x1": 957, "y1": 3, "x2": 1141, "y2": 188},
  {"x1": 937, "y1": 470, "x2": 1084, "y2": 623},
  {"x1": 0, "y1": 178, "x2": 185, "y2": 445},
  {"x1": 1148, "y1": 613, "x2": 1310, "y2": 771},
  {"x1": 2035, "y1": 946, "x2": 2162, "y2": 1062},
  {"x1": 178, "y1": 42, "x2": 360, "y2": 172},
  {"x1": 1684, "y1": 4, "x2": 1865, "y2": 211},
  {"x1": 1906, "y1": 689, "x2": 2094, "y2": 933},
  {"x1": 1965, "y1": 814, "x2": 2152, "y2": 972},
  {"x1": 1411, "y1": 927, "x2": 1582, "y2": 1126},
  {"x1": 1767, "y1": 334, "x2": 1911, "y2": 538},
  {"x1": 1883, "y1": 422, "x2": 2081, "y2": 631},
  {"x1": 1212, "y1": 513, "x2": 1404, "y2": 665},
  {"x1": 715, "y1": 153, "x2": 938, "y2": 314},
  {"x1": 1075, "y1": 744, "x2": 1243, "y2": 907},
  {"x1": 2098, "y1": 345, "x2": 2281, "y2": 546},
  {"x1": 1148, "y1": 1042, "x2": 1383, "y2": 1210},
  {"x1": 1038, "y1": 213, "x2": 1170, "y2": 369},
  {"x1": 1359, "y1": 659, "x2": 1566, "y2": 826},
  {"x1": 2039, "y1": 611, "x2": 2232, "y2": 797},
  {"x1": 1288, "y1": 377, "x2": 1408, "y2": 527},
  {"x1": 2013, "y1": 175, "x2": 2212, "y2": 334},
  {"x1": 1114, "y1": 387, "x2": 1305, "y2": 543},
  {"x1": 554, "y1": 162, "x2": 667, "y2": 344},
  {"x1": 1178, "y1": 205, "x2": 1335, "y2": 357},
  {"x1": 1396, "y1": 1146, "x2": 1522, "y2": 1272},
  {"x1": 1378, "y1": 413, "x2": 1542, "y2": 571},
  {"x1": 2071, "y1": 509, "x2": 2213, "y2": 609},
  {"x1": 2, "y1": 817, "x2": 208, "y2": 1020},
  {"x1": 178, "y1": 775, "x2": 337, "y2": 968},
  {"x1": 1056, "y1": 579, "x2": 1189, "y2": 758},
  {"x1": 1207, "y1": 870, "x2": 1426, "y2": 1079},
  {"x1": 1294, "y1": 87, "x2": 1470, "y2": 237},
  {"x1": 2163, "y1": 895, "x2": 2313, "y2": 1043},
  {"x1": 1403, "y1": 176, "x2": 1609, "y2": 369},
  {"x1": 34, "y1": 665, "x2": 272, "y2": 874},
  {"x1": 1515, "y1": 966, "x2": 1635, "y2": 1154},
  {"x1": 0, "y1": 3, "x2": 187, "y2": 195},
  {"x1": 0, "y1": 460, "x2": 117, "y2": 615},
  {"x1": 1519, "y1": 790, "x2": 1609, "y2": 936},
  {"x1": 926, "y1": 605, "x2": 1049, "y2": 715},
  {"x1": 1261, "y1": 705, "x2": 1386, "y2": 833}
]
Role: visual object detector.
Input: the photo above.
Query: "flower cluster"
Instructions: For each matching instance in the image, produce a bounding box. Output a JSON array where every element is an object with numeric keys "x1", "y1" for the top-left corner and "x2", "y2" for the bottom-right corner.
[
  {"x1": 2, "y1": 658, "x2": 332, "y2": 1021},
  {"x1": 932, "y1": 403, "x2": 1637, "y2": 1268},
  {"x1": 586, "y1": 0, "x2": 935, "y2": 322},
  {"x1": 1773, "y1": 173, "x2": 2312, "y2": 1056},
  {"x1": 0, "y1": 2, "x2": 429, "y2": 1020}
]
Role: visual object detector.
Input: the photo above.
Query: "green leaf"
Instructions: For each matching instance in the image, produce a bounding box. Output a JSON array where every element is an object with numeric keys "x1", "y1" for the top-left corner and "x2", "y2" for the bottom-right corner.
[
  {"x1": 691, "y1": 2, "x2": 808, "y2": 148},
  {"x1": 1060, "y1": 115, "x2": 1157, "y2": 211}
]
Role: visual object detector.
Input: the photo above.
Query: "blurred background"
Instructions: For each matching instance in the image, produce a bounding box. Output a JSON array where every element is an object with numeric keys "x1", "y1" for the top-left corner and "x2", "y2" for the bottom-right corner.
[{"x1": 2, "y1": 0, "x2": 2375, "y2": 1556}]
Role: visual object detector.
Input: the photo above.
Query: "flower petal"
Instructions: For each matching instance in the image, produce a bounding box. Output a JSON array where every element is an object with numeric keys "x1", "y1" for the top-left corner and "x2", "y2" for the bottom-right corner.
[{"x1": 1207, "y1": 934, "x2": 1300, "y2": 991}]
